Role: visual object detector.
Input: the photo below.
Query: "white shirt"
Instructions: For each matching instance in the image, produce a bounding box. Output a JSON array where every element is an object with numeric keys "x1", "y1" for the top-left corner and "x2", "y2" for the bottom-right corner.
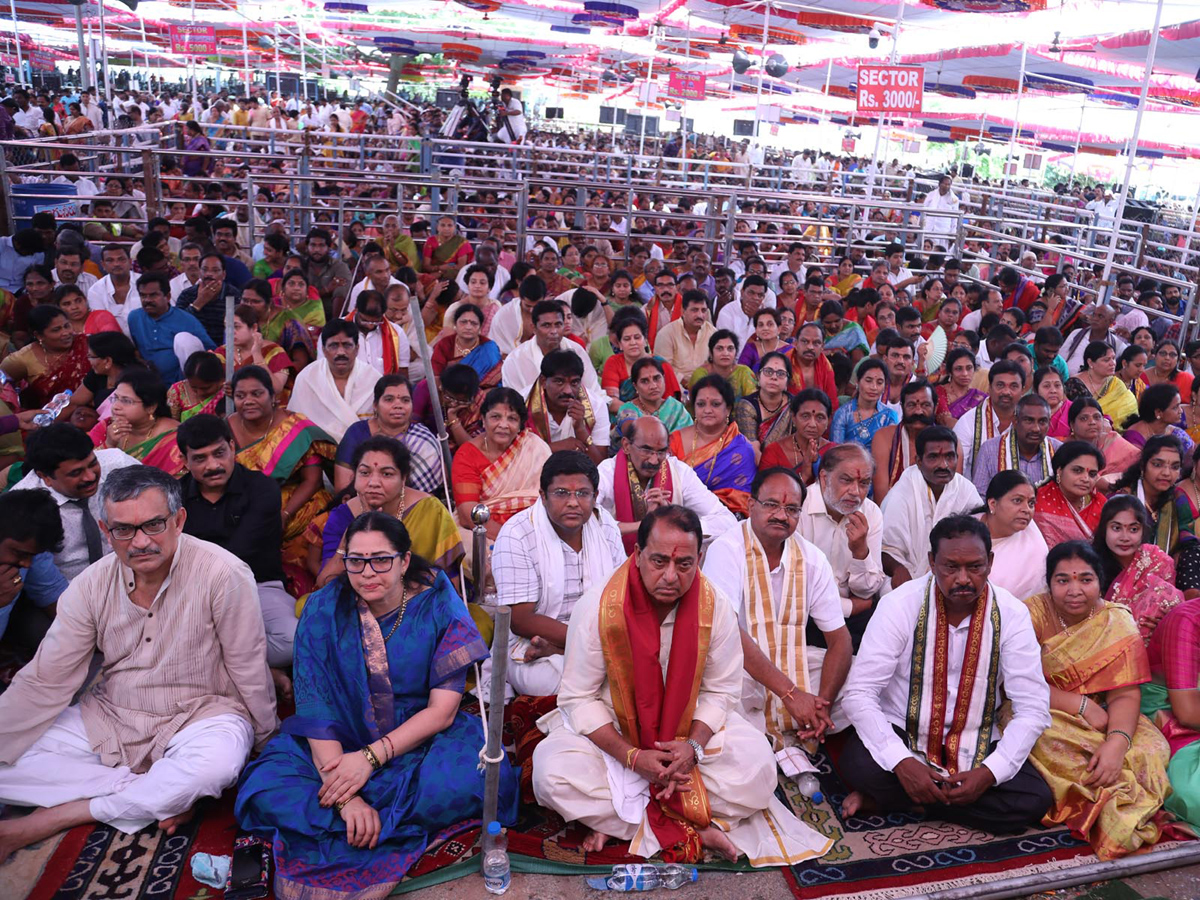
[
  {"x1": 52, "y1": 270, "x2": 97, "y2": 293},
  {"x1": 797, "y1": 489, "x2": 887, "y2": 609},
  {"x1": 841, "y1": 575, "x2": 1051, "y2": 785},
  {"x1": 87, "y1": 275, "x2": 140, "y2": 336},
  {"x1": 595, "y1": 456, "x2": 738, "y2": 546},
  {"x1": 169, "y1": 272, "x2": 198, "y2": 304},
  {"x1": 767, "y1": 260, "x2": 806, "y2": 291},
  {"x1": 715, "y1": 301, "x2": 764, "y2": 350},
  {"x1": 922, "y1": 189, "x2": 961, "y2": 237},
  {"x1": 316, "y1": 320, "x2": 411, "y2": 376},
  {"x1": 539, "y1": 386, "x2": 611, "y2": 449},
  {"x1": 497, "y1": 96, "x2": 527, "y2": 142},
  {"x1": 52, "y1": 175, "x2": 98, "y2": 198},
  {"x1": 500, "y1": 337, "x2": 600, "y2": 402},
  {"x1": 348, "y1": 276, "x2": 401, "y2": 307},
  {"x1": 952, "y1": 399, "x2": 1009, "y2": 479}
]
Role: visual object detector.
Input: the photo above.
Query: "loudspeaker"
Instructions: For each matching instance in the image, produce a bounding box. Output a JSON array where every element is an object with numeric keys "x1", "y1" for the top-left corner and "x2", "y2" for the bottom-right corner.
[
  {"x1": 733, "y1": 119, "x2": 755, "y2": 136},
  {"x1": 644, "y1": 115, "x2": 658, "y2": 136},
  {"x1": 615, "y1": 108, "x2": 626, "y2": 125},
  {"x1": 544, "y1": 107, "x2": 563, "y2": 119},
  {"x1": 1123, "y1": 198, "x2": 1158, "y2": 223},
  {"x1": 625, "y1": 112, "x2": 643, "y2": 134},
  {"x1": 599, "y1": 105, "x2": 615, "y2": 124},
  {"x1": 959, "y1": 162, "x2": 975, "y2": 179}
]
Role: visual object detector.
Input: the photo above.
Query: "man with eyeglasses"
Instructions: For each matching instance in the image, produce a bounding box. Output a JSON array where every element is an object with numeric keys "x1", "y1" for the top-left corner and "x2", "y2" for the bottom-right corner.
[
  {"x1": 596, "y1": 416, "x2": 736, "y2": 554},
  {"x1": 487, "y1": 451, "x2": 624, "y2": 698},
  {"x1": 12, "y1": 423, "x2": 140, "y2": 581},
  {"x1": 703, "y1": 468, "x2": 853, "y2": 766},
  {"x1": 0, "y1": 465, "x2": 277, "y2": 862},
  {"x1": 176, "y1": 415, "x2": 296, "y2": 695}
]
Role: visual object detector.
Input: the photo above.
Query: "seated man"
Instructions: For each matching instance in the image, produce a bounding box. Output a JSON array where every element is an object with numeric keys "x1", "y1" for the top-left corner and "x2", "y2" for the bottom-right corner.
[
  {"x1": 176, "y1": 414, "x2": 296, "y2": 681},
  {"x1": 840, "y1": 515, "x2": 1052, "y2": 833},
  {"x1": 703, "y1": 468, "x2": 852, "y2": 759},
  {"x1": 318, "y1": 288, "x2": 410, "y2": 379},
  {"x1": 12, "y1": 423, "x2": 141, "y2": 580},
  {"x1": 971, "y1": 394, "x2": 1060, "y2": 496},
  {"x1": 870, "y1": 380, "x2": 937, "y2": 503},
  {"x1": 880, "y1": 425, "x2": 982, "y2": 587},
  {"x1": 526, "y1": 349, "x2": 609, "y2": 464},
  {"x1": 952, "y1": 359, "x2": 1023, "y2": 481},
  {"x1": 798, "y1": 443, "x2": 887, "y2": 645},
  {"x1": 533, "y1": 505, "x2": 833, "y2": 865},
  {"x1": 288, "y1": 319, "x2": 380, "y2": 442},
  {"x1": 488, "y1": 451, "x2": 624, "y2": 698},
  {"x1": 127, "y1": 271, "x2": 215, "y2": 385},
  {"x1": 0, "y1": 466, "x2": 276, "y2": 861},
  {"x1": 0, "y1": 490, "x2": 68, "y2": 646},
  {"x1": 597, "y1": 416, "x2": 737, "y2": 553},
  {"x1": 500, "y1": 299, "x2": 601, "y2": 401}
]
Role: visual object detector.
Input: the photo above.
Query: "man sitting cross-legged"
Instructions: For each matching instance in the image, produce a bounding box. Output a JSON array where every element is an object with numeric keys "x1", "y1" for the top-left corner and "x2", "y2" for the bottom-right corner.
[
  {"x1": 839, "y1": 514, "x2": 1053, "y2": 833},
  {"x1": 0, "y1": 466, "x2": 277, "y2": 862},
  {"x1": 532, "y1": 505, "x2": 833, "y2": 866},
  {"x1": 703, "y1": 467, "x2": 853, "y2": 760},
  {"x1": 485, "y1": 450, "x2": 625, "y2": 699}
]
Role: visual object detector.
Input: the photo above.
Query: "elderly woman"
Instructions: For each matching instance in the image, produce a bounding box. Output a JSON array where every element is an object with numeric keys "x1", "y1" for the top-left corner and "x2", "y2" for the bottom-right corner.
[
  {"x1": 1035, "y1": 440, "x2": 1107, "y2": 547},
  {"x1": 1065, "y1": 341, "x2": 1137, "y2": 433},
  {"x1": 759, "y1": 388, "x2": 832, "y2": 486},
  {"x1": 734, "y1": 350, "x2": 794, "y2": 452},
  {"x1": 617, "y1": 357, "x2": 693, "y2": 435},
  {"x1": 430, "y1": 304, "x2": 502, "y2": 389},
  {"x1": 236, "y1": 512, "x2": 517, "y2": 899},
  {"x1": 668, "y1": 374, "x2": 756, "y2": 515},
  {"x1": 1141, "y1": 340, "x2": 1193, "y2": 399},
  {"x1": 335, "y1": 375, "x2": 444, "y2": 496},
  {"x1": 450, "y1": 387, "x2": 552, "y2": 540},
  {"x1": 1022, "y1": 541, "x2": 1173, "y2": 860},
  {"x1": 978, "y1": 470, "x2": 1048, "y2": 600}
]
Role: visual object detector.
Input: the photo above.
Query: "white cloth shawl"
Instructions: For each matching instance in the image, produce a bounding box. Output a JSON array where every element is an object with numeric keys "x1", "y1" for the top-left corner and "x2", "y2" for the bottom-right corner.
[
  {"x1": 879, "y1": 466, "x2": 983, "y2": 578},
  {"x1": 287, "y1": 357, "x2": 378, "y2": 442}
]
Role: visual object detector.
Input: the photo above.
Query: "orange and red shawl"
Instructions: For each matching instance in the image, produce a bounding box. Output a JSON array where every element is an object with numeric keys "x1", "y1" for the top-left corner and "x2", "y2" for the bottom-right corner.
[
  {"x1": 344, "y1": 311, "x2": 405, "y2": 375},
  {"x1": 598, "y1": 557, "x2": 714, "y2": 863},
  {"x1": 784, "y1": 347, "x2": 839, "y2": 412},
  {"x1": 611, "y1": 447, "x2": 674, "y2": 554}
]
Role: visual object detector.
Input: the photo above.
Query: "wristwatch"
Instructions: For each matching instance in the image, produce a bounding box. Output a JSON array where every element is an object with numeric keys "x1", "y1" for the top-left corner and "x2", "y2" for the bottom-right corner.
[{"x1": 685, "y1": 738, "x2": 704, "y2": 766}]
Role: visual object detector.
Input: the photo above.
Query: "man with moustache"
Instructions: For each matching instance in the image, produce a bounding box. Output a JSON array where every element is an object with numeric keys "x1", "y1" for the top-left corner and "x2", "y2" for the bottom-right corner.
[
  {"x1": 786, "y1": 322, "x2": 839, "y2": 407},
  {"x1": 532, "y1": 505, "x2": 833, "y2": 865},
  {"x1": 703, "y1": 469, "x2": 853, "y2": 762},
  {"x1": 525, "y1": 350, "x2": 609, "y2": 463},
  {"x1": 953, "y1": 360, "x2": 1025, "y2": 480},
  {"x1": 879, "y1": 426, "x2": 982, "y2": 587},
  {"x1": 177, "y1": 415, "x2": 296, "y2": 677},
  {"x1": 871, "y1": 380, "x2": 938, "y2": 503},
  {"x1": 879, "y1": 336, "x2": 916, "y2": 415},
  {"x1": 839, "y1": 515, "x2": 1052, "y2": 832},
  {"x1": 486, "y1": 452, "x2": 624, "y2": 698},
  {"x1": 798, "y1": 444, "x2": 887, "y2": 645},
  {"x1": 501, "y1": 300, "x2": 601, "y2": 402},
  {"x1": 288, "y1": 320, "x2": 379, "y2": 442},
  {"x1": 971, "y1": 394, "x2": 1060, "y2": 496}
]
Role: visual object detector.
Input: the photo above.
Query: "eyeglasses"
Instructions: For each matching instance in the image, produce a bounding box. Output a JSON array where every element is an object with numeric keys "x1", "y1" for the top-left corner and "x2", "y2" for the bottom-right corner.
[
  {"x1": 341, "y1": 553, "x2": 402, "y2": 574},
  {"x1": 548, "y1": 488, "x2": 595, "y2": 501},
  {"x1": 754, "y1": 499, "x2": 803, "y2": 518},
  {"x1": 108, "y1": 515, "x2": 170, "y2": 541},
  {"x1": 760, "y1": 367, "x2": 788, "y2": 379}
]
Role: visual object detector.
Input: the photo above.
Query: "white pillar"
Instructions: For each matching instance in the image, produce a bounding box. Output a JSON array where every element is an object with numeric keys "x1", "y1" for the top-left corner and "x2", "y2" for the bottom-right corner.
[
  {"x1": 8, "y1": 0, "x2": 23, "y2": 86},
  {"x1": 866, "y1": 1, "x2": 906, "y2": 205},
  {"x1": 242, "y1": 20, "x2": 251, "y2": 91}
]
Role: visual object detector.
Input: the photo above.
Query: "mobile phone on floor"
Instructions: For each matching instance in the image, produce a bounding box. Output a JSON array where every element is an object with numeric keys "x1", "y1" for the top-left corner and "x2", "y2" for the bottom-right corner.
[{"x1": 225, "y1": 835, "x2": 270, "y2": 900}]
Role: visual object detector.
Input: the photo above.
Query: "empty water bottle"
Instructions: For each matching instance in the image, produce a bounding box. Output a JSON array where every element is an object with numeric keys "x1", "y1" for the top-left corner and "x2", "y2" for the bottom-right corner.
[
  {"x1": 481, "y1": 821, "x2": 510, "y2": 894},
  {"x1": 586, "y1": 863, "x2": 698, "y2": 891},
  {"x1": 796, "y1": 772, "x2": 824, "y2": 805},
  {"x1": 33, "y1": 390, "x2": 73, "y2": 427}
]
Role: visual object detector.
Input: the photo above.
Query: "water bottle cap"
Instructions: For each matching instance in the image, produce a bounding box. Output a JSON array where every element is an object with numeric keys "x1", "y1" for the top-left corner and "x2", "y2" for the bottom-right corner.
[
  {"x1": 487, "y1": 821, "x2": 502, "y2": 835},
  {"x1": 812, "y1": 791, "x2": 824, "y2": 804},
  {"x1": 690, "y1": 869, "x2": 699, "y2": 882}
]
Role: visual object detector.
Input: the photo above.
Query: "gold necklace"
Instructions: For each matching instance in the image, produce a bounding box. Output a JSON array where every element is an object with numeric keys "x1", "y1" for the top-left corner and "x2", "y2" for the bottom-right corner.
[
  {"x1": 382, "y1": 584, "x2": 409, "y2": 641},
  {"x1": 1056, "y1": 601, "x2": 1097, "y2": 634}
]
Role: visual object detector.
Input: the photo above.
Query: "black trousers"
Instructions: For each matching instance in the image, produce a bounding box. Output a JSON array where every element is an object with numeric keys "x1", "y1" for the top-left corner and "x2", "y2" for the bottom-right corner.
[{"x1": 837, "y1": 726, "x2": 1053, "y2": 834}]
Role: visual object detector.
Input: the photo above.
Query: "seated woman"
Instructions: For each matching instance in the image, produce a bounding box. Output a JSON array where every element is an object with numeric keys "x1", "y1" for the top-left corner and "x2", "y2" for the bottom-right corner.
[
  {"x1": 1023, "y1": 541, "x2": 1174, "y2": 861},
  {"x1": 1143, "y1": 598, "x2": 1200, "y2": 831},
  {"x1": 214, "y1": 303, "x2": 292, "y2": 395},
  {"x1": 1035, "y1": 441, "x2": 1107, "y2": 547},
  {"x1": 830, "y1": 358, "x2": 898, "y2": 451},
  {"x1": 245, "y1": 277, "x2": 315, "y2": 372},
  {"x1": 265, "y1": 270, "x2": 325, "y2": 368},
  {"x1": 978, "y1": 470, "x2": 1048, "y2": 600},
  {"x1": 335, "y1": 375, "x2": 443, "y2": 495},
  {"x1": 430, "y1": 304, "x2": 502, "y2": 390},
  {"x1": 819, "y1": 299, "x2": 868, "y2": 364},
  {"x1": 825, "y1": 255, "x2": 860, "y2": 299},
  {"x1": 734, "y1": 350, "x2": 794, "y2": 453},
  {"x1": 236, "y1": 512, "x2": 518, "y2": 900},
  {"x1": 668, "y1": 374, "x2": 756, "y2": 516},
  {"x1": 318, "y1": 436, "x2": 462, "y2": 585},
  {"x1": 441, "y1": 265, "x2": 501, "y2": 338},
  {"x1": 450, "y1": 387, "x2": 552, "y2": 540},
  {"x1": 689, "y1": 329, "x2": 757, "y2": 401},
  {"x1": 1111, "y1": 434, "x2": 1200, "y2": 595},
  {"x1": 1064, "y1": 341, "x2": 1138, "y2": 433},
  {"x1": 89, "y1": 367, "x2": 185, "y2": 474},
  {"x1": 229, "y1": 365, "x2": 337, "y2": 595},
  {"x1": 1094, "y1": 494, "x2": 1186, "y2": 642},
  {"x1": 54, "y1": 283, "x2": 120, "y2": 336},
  {"x1": 1069, "y1": 397, "x2": 1140, "y2": 479},
  {"x1": 737, "y1": 308, "x2": 789, "y2": 374},
  {"x1": 601, "y1": 316, "x2": 682, "y2": 416},
  {"x1": 616, "y1": 357, "x2": 693, "y2": 435},
  {"x1": 1122, "y1": 383, "x2": 1195, "y2": 457},
  {"x1": 759, "y1": 389, "x2": 832, "y2": 487},
  {"x1": 1117, "y1": 344, "x2": 1149, "y2": 405},
  {"x1": 167, "y1": 351, "x2": 226, "y2": 421},
  {"x1": 0, "y1": 303, "x2": 90, "y2": 410},
  {"x1": 1141, "y1": 339, "x2": 1193, "y2": 400},
  {"x1": 61, "y1": 331, "x2": 138, "y2": 423},
  {"x1": 1035, "y1": 366, "x2": 1070, "y2": 440},
  {"x1": 934, "y1": 347, "x2": 987, "y2": 424}
]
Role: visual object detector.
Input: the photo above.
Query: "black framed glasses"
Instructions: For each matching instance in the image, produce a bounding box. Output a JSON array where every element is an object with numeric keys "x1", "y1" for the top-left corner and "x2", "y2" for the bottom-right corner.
[
  {"x1": 108, "y1": 516, "x2": 170, "y2": 541},
  {"x1": 341, "y1": 553, "x2": 402, "y2": 574}
]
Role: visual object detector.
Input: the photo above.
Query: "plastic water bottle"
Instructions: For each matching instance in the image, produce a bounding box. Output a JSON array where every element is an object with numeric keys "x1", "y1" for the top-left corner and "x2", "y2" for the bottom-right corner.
[
  {"x1": 796, "y1": 772, "x2": 824, "y2": 805},
  {"x1": 586, "y1": 863, "x2": 698, "y2": 891},
  {"x1": 482, "y1": 821, "x2": 510, "y2": 894},
  {"x1": 33, "y1": 390, "x2": 72, "y2": 427}
]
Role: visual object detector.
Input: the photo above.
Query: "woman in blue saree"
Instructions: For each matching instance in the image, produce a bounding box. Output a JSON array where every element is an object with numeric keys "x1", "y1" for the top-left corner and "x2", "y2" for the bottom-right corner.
[
  {"x1": 236, "y1": 512, "x2": 518, "y2": 900},
  {"x1": 668, "y1": 374, "x2": 756, "y2": 516},
  {"x1": 430, "y1": 304, "x2": 503, "y2": 390},
  {"x1": 829, "y1": 359, "x2": 899, "y2": 450}
]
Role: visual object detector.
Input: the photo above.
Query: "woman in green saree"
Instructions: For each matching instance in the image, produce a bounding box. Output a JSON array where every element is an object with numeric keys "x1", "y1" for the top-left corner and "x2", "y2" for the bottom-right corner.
[{"x1": 89, "y1": 368, "x2": 186, "y2": 476}]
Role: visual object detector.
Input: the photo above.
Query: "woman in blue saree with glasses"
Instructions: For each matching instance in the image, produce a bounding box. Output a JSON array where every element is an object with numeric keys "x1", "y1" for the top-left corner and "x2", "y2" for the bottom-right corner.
[{"x1": 236, "y1": 512, "x2": 518, "y2": 900}]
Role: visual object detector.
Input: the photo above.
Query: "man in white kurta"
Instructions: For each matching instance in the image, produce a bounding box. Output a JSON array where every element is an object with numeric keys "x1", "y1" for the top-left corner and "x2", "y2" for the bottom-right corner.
[
  {"x1": 500, "y1": 300, "x2": 600, "y2": 401},
  {"x1": 287, "y1": 322, "x2": 379, "y2": 442},
  {"x1": 951, "y1": 360, "x2": 1023, "y2": 480},
  {"x1": 879, "y1": 426, "x2": 982, "y2": 586},
  {"x1": 921, "y1": 174, "x2": 962, "y2": 249},
  {"x1": 703, "y1": 469, "x2": 853, "y2": 769},
  {"x1": 488, "y1": 452, "x2": 625, "y2": 698},
  {"x1": 533, "y1": 506, "x2": 833, "y2": 865}
]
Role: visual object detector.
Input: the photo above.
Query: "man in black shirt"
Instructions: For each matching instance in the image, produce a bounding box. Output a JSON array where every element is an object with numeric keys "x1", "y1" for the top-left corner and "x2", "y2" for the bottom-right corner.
[{"x1": 176, "y1": 414, "x2": 296, "y2": 682}]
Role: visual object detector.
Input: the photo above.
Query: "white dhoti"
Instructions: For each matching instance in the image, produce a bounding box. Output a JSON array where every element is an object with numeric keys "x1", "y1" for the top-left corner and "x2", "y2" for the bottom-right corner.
[
  {"x1": 739, "y1": 647, "x2": 849, "y2": 739},
  {"x1": 0, "y1": 706, "x2": 253, "y2": 834},
  {"x1": 508, "y1": 651, "x2": 565, "y2": 698},
  {"x1": 532, "y1": 708, "x2": 834, "y2": 866}
]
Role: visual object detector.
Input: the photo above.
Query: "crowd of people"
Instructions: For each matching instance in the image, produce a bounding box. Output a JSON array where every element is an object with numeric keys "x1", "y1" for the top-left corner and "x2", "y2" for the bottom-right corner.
[{"x1": 1, "y1": 83, "x2": 1200, "y2": 900}]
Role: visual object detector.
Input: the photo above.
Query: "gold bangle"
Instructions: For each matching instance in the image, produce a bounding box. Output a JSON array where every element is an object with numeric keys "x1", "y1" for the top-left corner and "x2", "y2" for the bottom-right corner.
[
  {"x1": 362, "y1": 745, "x2": 382, "y2": 770},
  {"x1": 625, "y1": 746, "x2": 637, "y2": 769},
  {"x1": 335, "y1": 794, "x2": 356, "y2": 812}
]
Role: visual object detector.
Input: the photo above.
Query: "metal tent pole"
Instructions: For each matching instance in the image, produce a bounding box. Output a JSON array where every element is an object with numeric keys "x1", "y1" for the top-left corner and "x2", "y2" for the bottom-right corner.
[
  {"x1": 242, "y1": 20, "x2": 251, "y2": 92},
  {"x1": 1068, "y1": 104, "x2": 1085, "y2": 185},
  {"x1": 866, "y1": 1, "x2": 905, "y2": 206},
  {"x1": 8, "y1": 0, "x2": 23, "y2": 86},
  {"x1": 99, "y1": 1, "x2": 112, "y2": 104},
  {"x1": 1099, "y1": 0, "x2": 1165, "y2": 295},
  {"x1": 75, "y1": 6, "x2": 91, "y2": 92},
  {"x1": 189, "y1": 0, "x2": 198, "y2": 110}
]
